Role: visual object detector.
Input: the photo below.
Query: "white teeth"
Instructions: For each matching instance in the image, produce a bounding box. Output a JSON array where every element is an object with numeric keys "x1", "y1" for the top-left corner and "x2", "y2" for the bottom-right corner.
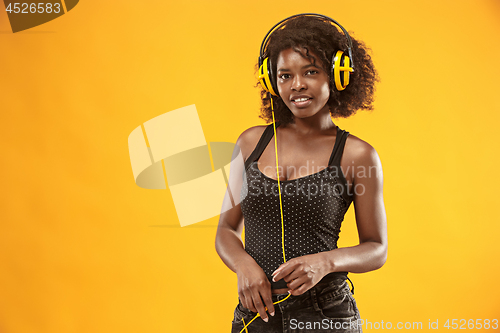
[{"x1": 294, "y1": 97, "x2": 310, "y2": 102}]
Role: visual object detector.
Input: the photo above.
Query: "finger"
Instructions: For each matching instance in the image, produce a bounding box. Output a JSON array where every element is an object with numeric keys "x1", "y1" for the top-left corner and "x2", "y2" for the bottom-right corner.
[
  {"x1": 261, "y1": 290, "x2": 275, "y2": 317},
  {"x1": 242, "y1": 294, "x2": 257, "y2": 313},
  {"x1": 251, "y1": 292, "x2": 268, "y2": 322},
  {"x1": 289, "y1": 281, "x2": 311, "y2": 296},
  {"x1": 272, "y1": 262, "x2": 287, "y2": 276},
  {"x1": 287, "y1": 275, "x2": 308, "y2": 291},
  {"x1": 272, "y1": 261, "x2": 297, "y2": 282},
  {"x1": 271, "y1": 263, "x2": 287, "y2": 281},
  {"x1": 282, "y1": 268, "x2": 303, "y2": 283},
  {"x1": 238, "y1": 292, "x2": 247, "y2": 309}
]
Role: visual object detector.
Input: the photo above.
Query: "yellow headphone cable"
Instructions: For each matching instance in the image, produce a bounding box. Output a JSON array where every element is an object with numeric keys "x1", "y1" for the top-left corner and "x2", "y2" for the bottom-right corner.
[{"x1": 238, "y1": 98, "x2": 291, "y2": 333}]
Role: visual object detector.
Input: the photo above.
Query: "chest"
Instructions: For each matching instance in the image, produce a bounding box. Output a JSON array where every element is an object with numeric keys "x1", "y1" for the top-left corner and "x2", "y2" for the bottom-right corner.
[
  {"x1": 254, "y1": 140, "x2": 354, "y2": 193},
  {"x1": 241, "y1": 163, "x2": 348, "y2": 218},
  {"x1": 256, "y1": 136, "x2": 337, "y2": 182}
]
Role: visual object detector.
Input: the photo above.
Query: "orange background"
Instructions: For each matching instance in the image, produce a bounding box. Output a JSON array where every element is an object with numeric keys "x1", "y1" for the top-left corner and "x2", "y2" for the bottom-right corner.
[{"x1": 1, "y1": 0, "x2": 499, "y2": 332}]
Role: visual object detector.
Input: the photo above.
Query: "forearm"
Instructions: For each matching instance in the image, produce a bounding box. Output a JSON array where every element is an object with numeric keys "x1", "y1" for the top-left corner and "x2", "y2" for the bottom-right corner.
[
  {"x1": 215, "y1": 226, "x2": 256, "y2": 273},
  {"x1": 325, "y1": 241, "x2": 387, "y2": 274}
]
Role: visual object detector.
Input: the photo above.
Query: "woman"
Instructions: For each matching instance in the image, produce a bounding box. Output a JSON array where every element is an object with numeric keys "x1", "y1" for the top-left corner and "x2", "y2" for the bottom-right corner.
[{"x1": 216, "y1": 14, "x2": 387, "y2": 332}]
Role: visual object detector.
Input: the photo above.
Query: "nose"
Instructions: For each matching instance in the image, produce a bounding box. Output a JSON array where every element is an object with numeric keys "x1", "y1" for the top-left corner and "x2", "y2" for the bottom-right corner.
[{"x1": 291, "y1": 75, "x2": 307, "y2": 91}]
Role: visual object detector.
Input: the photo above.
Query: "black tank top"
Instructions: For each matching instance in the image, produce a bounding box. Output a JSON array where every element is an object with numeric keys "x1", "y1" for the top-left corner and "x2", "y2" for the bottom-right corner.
[{"x1": 240, "y1": 123, "x2": 354, "y2": 289}]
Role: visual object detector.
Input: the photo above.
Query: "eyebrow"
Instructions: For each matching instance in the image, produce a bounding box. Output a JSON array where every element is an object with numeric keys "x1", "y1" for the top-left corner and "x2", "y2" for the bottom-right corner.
[{"x1": 277, "y1": 63, "x2": 319, "y2": 72}]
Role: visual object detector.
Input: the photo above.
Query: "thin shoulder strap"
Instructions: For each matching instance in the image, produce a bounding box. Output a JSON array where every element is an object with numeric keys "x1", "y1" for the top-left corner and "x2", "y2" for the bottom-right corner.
[
  {"x1": 330, "y1": 129, "x2": 350, "y2": 167},
  {"x1": 328, "y1": 127, "x2": 353, "y2": 205},
  {"x1": 244, "y1": 123, "x2": 280, "y2": 171},
  {"x1": 328, "y1": 126, "x2": 349, "y2": 166}
]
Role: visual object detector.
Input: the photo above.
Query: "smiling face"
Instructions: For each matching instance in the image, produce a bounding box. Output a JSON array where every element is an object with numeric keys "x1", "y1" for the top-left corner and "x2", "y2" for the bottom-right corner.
[{"x1": 276, "y1": 47, "x2": 331, "y2": 120}]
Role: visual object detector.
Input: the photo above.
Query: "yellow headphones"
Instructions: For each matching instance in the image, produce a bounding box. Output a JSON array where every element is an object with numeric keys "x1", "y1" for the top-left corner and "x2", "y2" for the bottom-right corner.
[{"x1": 258, "y1": 13, "x2": 355, "y2": 96}]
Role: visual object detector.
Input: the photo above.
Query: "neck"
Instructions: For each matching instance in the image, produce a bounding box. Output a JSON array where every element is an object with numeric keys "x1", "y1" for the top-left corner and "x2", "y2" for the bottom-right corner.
[{"x1": 288, "y1": 107, "x2": 336, "y2": 135}]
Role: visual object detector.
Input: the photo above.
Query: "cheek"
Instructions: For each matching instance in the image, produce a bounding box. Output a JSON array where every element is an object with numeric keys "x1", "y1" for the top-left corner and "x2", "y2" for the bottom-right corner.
[
  {"x1": 320, "y1": 82, "x2": 331, "y2": 100},
  {"x1": 277, "y1": 83, "x2": 292, "y2": 103},
  {"x1": 277, "y1": 81, "x2": 287, "y2": 96}
]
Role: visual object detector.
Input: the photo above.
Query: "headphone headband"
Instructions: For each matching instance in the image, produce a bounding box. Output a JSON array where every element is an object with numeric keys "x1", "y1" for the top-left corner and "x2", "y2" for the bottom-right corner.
[{"x1": 259, "y1": 13, "x2": 354, "y2": 70}]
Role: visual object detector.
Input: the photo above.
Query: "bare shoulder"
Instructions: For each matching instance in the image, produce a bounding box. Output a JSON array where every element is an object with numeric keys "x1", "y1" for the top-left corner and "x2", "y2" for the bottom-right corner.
[
  {"x1": 236, "y1": 125, "x2": 268, "y2": 162},
  {"x1": 343, "y1": 133, "x2": 382, "y2": 169}
]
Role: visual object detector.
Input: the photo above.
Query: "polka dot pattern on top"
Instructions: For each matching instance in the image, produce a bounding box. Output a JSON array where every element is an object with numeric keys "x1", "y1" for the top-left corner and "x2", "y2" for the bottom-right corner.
[{"x1": 240, "y1": 123, "x2": 353, "y2": 289}]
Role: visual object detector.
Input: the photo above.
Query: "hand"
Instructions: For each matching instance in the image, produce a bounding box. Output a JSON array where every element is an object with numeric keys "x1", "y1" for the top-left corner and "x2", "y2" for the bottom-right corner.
[
  {"x1": 271, "y1": 252, "x2": 330, "y2": 296},
  {"x1": 236, "y1": 258, "x2": 275, "y2": 322}
]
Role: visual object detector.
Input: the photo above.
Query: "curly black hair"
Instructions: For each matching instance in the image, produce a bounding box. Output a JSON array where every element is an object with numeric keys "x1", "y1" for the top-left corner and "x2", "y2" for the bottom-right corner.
[{"x1": 257, "y1": 15, "x2": 379, "y2": 125}]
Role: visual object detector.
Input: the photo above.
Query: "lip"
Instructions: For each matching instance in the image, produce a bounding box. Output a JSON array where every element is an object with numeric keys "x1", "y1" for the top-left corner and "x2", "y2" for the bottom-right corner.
[
  {"x1": 290, "y1": 94, "x2": 313, "y2": 108},
  {"x1": 290, "y1": 94, "x2": 312, "y2": 102}
]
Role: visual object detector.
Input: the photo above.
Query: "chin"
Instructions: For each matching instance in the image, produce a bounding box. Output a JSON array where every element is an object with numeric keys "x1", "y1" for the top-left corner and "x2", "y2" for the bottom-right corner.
[{"x1": 290, "y1": 109, "x2": 319, "y2": 119}]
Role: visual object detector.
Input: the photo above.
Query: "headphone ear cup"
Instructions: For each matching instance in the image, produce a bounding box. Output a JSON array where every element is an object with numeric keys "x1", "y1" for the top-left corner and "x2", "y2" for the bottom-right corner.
[
  {"x1": 267, "y1": 57, "x2": 279, "y2": 97},
  {"x1": 258, "y1": 57, "x2": 279, "y2": 97},
  {"x1": 331, "y1": 50, "x2": 353, "y2": 91}
]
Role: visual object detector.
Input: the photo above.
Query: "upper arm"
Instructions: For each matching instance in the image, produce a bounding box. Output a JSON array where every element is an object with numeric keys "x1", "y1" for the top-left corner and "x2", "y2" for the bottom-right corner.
[{"x1": 350, "y1": 140, "x2": 387, "y2": 249}]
